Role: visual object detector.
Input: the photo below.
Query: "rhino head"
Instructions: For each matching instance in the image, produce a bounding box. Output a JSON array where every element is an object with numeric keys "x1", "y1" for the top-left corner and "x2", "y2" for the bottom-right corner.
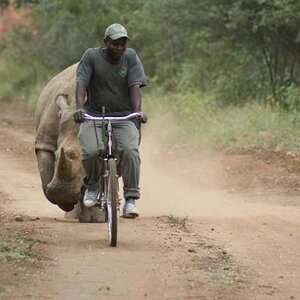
[{"x1": 46, "y1": 95, "x2": 84, "y2": 210}]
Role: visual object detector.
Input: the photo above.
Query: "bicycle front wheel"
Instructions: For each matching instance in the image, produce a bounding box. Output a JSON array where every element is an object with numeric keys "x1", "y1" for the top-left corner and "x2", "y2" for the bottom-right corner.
[{"x1": 107, "y1": 158, "x2": 118, "y2": 247}]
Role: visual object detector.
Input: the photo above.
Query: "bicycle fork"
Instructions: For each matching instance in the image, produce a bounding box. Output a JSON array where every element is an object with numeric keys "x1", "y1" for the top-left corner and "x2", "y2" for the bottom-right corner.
[{"x1": 99, "y1": 158, "x2": 122, "y2": 212}]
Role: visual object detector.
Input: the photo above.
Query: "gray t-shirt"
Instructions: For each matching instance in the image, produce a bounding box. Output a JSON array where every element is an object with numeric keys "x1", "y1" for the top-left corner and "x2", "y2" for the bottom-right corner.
[{"x1": 76, "y1": 47, "x2": 146, "y2": 115}]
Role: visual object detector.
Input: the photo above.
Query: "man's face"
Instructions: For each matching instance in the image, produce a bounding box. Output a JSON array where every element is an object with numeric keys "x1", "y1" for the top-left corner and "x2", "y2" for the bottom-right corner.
[{"x1": 105, "y1": 37, "x2": 127, "y2": 60}]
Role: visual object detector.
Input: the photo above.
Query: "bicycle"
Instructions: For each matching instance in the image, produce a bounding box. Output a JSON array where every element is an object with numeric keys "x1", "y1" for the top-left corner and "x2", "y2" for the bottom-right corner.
[{"x1": 84, "y1": 111, "x2": 141, "y2": 247}]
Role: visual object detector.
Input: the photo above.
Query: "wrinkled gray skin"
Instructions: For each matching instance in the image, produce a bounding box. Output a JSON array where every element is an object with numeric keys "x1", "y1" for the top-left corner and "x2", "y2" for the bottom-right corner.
[{"x1": 35, "y1": 64, "x2": 84, "y2": 212}]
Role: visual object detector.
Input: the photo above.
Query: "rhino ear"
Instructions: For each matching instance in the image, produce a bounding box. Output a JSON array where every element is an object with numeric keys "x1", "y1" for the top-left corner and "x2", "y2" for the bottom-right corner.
[{"x1": 56, "y1": 94, "x2": 70, "y2": 109}]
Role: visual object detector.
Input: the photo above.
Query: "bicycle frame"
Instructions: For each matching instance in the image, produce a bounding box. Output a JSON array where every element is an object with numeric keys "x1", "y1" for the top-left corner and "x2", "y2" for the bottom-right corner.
[
  {"x1": 84, "y1": 112, "x2": 141, "y2": 246},
  {"x1": 85, "y1": 111, "x2": 140, "y2": 208},
  {"x1": 100, "y1": 119, "x2": 117, "y2": 212}
]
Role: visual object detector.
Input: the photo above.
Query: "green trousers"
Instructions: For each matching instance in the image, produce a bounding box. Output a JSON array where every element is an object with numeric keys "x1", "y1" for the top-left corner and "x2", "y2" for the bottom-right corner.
[{"x1": 78, "y1": 120, "x2": 141, "y2": 200}]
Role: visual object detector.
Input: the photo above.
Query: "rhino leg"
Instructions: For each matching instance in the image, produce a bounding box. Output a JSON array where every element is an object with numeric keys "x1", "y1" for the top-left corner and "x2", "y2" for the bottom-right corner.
[
  {"x1": 64, "y1": 203, "x2": 81, "y2": 219},
  {"x1": 64, "y1": 203, "x2": 106, "y2": 223},
  {"x1": 77, "y1": 202, "x2": 106, "y2": 223},
  {"x1": 35, "y1": 149, "x2": 55, "y2": 201},
  {"x1": 65, "y1": 189, "x2": 105, "y2": 223}
]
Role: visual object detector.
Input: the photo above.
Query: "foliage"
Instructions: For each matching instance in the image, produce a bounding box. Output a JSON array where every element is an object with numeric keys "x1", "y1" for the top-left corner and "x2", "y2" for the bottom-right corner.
[
  {"x1": 145, "y1": 90, "x2": 300, "y2": 151},
  {"x1": 0, "y1": 0, "x2": 38, "y2": 9},
  {"x1": 225, "y1": 0, "x2": 300, "y2": 107},
  {"x1": 1, "y1": 0, "x2": 300, "y2": 113},
  {"x1": 0, "y1": 0, "x2": 9, "y2": 9},
  {"x1": 0, "y1": 51, "x2": 51, "y2": 106}
]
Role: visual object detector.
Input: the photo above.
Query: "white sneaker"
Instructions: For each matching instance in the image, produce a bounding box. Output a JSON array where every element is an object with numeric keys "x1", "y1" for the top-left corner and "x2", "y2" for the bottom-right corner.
[
  {"x1": 122, "y1": 198, "x2": 139, "y2": 218},
  {"x1": 83, "y1": 189, "x2": 98, "y2": 207}
]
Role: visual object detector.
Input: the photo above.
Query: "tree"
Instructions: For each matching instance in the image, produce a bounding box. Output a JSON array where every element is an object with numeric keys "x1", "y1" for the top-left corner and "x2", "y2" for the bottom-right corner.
[
  {"x1": 0, "y1": 0, "x2": 9, "y2": 9},
  {"x1": 226, "y1": 0, "x2": 300, "y2": 106}
]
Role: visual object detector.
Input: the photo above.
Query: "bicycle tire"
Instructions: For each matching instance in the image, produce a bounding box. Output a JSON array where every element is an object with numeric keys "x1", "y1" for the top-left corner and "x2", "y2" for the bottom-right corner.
[{"x1": 107, "y1": 158, "x2": 118, "y2": 247}]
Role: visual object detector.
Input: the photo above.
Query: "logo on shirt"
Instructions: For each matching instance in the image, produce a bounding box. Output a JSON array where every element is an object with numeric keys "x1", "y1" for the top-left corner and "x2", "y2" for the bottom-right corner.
[{"x1": 119, "y1": 67, "x2": 128, "y2": 78}]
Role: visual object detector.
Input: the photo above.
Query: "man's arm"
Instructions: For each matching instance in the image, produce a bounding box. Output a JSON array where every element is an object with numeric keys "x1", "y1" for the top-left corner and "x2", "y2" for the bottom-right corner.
[
  {"x1": 130, "y1": 85, "x2": 142, "y2": 112},
  {"x1": 76, "y1": 82, "x2": 87, "y2": 109},
  {"x1": 74, "y1": 82, "x2": 87, "y2": 123},
  {"x1": 130, "y1": 85, "x2": 147, "y2": 123}
]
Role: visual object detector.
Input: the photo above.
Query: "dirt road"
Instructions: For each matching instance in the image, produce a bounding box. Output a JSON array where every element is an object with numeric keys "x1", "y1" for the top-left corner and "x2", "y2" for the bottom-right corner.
[{"x1": 0, "y1": 106, "x2": 300, "y2": 299}]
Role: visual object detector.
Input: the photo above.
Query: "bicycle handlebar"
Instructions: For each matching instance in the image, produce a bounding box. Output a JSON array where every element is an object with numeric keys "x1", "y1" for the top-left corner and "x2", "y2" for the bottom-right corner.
[{"x1": 84, "y1": 112, "x2": 141, "y2": 121}]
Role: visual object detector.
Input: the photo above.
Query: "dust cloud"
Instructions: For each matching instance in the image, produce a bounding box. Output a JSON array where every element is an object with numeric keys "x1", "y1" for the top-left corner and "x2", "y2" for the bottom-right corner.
[
  {"x1": 37, "y1": 114, "x2": 268, "y2": 221},
  {"x1": 138, "y1": 113, "x2": 251, "y2": 219}
]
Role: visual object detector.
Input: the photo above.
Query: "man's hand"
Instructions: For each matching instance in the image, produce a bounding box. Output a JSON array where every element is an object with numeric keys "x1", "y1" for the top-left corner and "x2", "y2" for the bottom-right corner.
[
  {"x1": 73, "y1": 108, "x2": 86, "y2": 123},
  {"x1": 137, "y1": 112, "x2": 147, "y2": 124}
]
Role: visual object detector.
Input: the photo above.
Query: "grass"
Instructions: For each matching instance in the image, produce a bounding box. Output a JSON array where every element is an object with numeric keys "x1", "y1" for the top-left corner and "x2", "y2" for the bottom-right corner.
[
  {"x1": 167, "y1": 214, "x2": 188, "y2": 230},
  {"x1": 0, "y1": 233, "x2": 37, "y2": 261},
  {"x1": 0, "y1": 53, "x2": 53, "y2": 113},
  {"x1": 0, "y1": 283, "x2": 10, "y2": 299},
  {"x1": 143, "y1": 91, "x2": 300, "y2": 152}
]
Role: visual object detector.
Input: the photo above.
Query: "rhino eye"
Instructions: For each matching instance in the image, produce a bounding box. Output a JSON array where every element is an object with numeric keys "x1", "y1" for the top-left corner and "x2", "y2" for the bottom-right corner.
[{"x1": 58, "y1": 111, "x2": 62, "y2": 119}]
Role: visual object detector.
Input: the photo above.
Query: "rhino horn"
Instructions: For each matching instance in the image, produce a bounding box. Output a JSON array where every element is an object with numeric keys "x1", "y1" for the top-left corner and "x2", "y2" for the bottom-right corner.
[{"x1": 56, "y1": 147, "x2": 76, "y2": 181}]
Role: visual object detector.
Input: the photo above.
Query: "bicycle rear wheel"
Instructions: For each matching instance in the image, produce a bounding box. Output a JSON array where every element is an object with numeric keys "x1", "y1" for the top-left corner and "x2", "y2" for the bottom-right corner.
[{"x1": 107, "y1": 158, "x2": 118, "y2": 247}]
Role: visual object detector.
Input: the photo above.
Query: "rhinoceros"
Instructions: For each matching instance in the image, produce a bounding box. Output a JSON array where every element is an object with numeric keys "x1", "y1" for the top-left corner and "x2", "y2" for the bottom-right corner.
[{"x1": 35, "y1": 63, "x2": 103, "y2": 222}]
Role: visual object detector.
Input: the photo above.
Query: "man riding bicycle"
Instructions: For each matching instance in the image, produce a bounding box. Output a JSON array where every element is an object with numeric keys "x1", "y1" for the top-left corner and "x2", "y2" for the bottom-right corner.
[{"x1": 73, "y1": 23, "x2": 147, "y2": 218}]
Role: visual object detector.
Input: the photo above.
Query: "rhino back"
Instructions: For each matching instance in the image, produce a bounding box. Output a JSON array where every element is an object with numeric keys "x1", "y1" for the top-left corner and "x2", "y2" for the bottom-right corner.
[{"x1": 35, "y1": 63, "x2": 78, "y2": 153}]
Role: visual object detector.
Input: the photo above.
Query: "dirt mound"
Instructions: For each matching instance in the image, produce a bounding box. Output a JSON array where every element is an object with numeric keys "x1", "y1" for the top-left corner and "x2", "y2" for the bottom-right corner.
[{"x1": 223, "y1": 147, "x2": 300, "y2": 201}]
